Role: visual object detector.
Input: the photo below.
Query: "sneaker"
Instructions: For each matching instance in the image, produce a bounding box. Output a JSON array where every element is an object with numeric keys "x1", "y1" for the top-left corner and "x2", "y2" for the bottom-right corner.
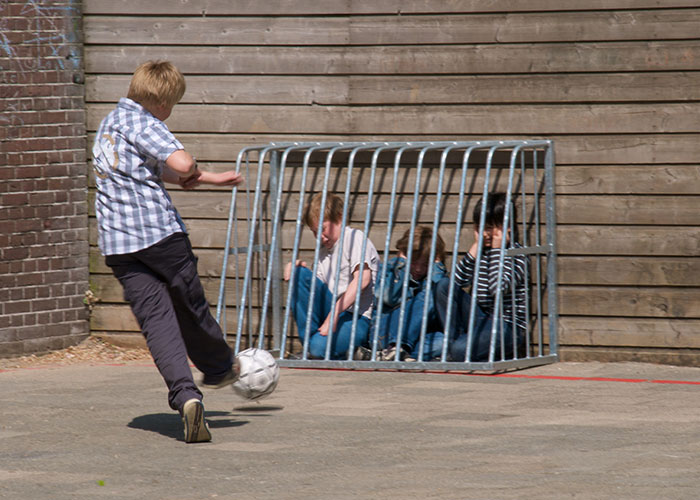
[
  {"x1": 181, "y1": 399, "x2": 211, "y2": 443},
  {"x1": 384, "y1": 345, "x2": 399, "y2": 361},
  {"x1": 201, "y1": 363, "x2": 239, "y2": 389},
  {"x1": 382, "y1": 345, "x2": 412, "y2": 361},
  {"x1": 353, "y1": 346, "x2": 372, "y2": 361}
]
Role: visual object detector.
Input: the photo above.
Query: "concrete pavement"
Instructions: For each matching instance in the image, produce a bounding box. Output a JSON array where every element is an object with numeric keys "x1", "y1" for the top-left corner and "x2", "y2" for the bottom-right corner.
[{"x1": 1, "y1": 360, "x2": 699, "y2": 499}]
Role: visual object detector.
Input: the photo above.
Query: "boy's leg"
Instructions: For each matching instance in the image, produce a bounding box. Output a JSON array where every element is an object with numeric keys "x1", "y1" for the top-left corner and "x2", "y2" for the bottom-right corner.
[
  {"x1": 418, "y1": 331, "x2": 445, "y2": 361},
  {"x1": 409, "y1": 292, "x2": 447, "y2": 361},
  {"x1": 449, "y1": 308, "x2": 496, "y2": 362},
  {"x1": 379, "y1": 294, "x2": 424, "y2": 360},
  {"x1": 135, "y1": 234, "x2": 233, "y2": 384},
  {"x1": 433, "y1": 278, "x2": 496, "y2": 362},
  {"x1": 376, "y1": 308, "x2": 397, "y2": 350},
  {"x1": 472, "y1": 321, "x2": 516, "y2": 362},
  {"x1": 290, "y1": 266, "x2": 333, "y2": 347},
  {"x1": 434, "y1": 278, "x2": 468, "y2": 342},
  {"x1": 324, "y1": 313, "x2": 371, "y2": 360},
  {"x1": 399, "y1": 291, "x2": 427, "y2": 352},
  {"x1": 448, "y1": 333, "x2": 469, "y2": 362},
  {"x1": 106, "y1": 254, "x2": 202, "y2": 412}
]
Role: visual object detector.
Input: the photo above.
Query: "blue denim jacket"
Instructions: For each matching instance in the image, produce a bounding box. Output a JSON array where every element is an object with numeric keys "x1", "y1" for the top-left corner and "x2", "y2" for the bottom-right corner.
[{"x1": 376, "y1": 257, "x2": 447, "y2": 311}]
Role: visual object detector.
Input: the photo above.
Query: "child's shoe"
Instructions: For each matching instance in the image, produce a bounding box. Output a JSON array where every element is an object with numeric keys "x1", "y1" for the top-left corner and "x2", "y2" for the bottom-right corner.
[
  {"x1": 201, "y1": 363, "x2": 239, "y2": 389},
  {"x1": 353, "y1": 346, "x2": 372, "y2": 360},
  {"x1": 182, "y1": 399, "x2": 211, "y2": 443},
  {"x1": 382, "y1": 345, "x2": 410, "y2": 361}
]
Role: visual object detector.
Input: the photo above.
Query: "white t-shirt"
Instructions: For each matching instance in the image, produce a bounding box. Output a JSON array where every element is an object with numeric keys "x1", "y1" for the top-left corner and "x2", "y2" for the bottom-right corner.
[{"x1": 315, "y1": 227, "x2": 379, "y2": 319}]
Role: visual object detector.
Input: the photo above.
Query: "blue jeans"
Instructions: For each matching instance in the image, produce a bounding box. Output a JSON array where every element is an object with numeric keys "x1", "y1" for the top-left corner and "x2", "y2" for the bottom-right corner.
[
  {"x1": 417, "y1": 331, "x2": 445, "y2": 360},
  {"x1": 375, "y1": 289, "x2": 444, "y2": 360},
  {"x1": 290, "y1": 266, "x2": 370, "y2": 359},
  {"x1": 434, "y1": 278, "x2": 519, "y2": 362}
]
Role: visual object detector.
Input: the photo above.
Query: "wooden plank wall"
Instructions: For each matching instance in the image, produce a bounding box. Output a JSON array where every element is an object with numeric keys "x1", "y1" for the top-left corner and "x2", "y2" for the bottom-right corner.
[{"x1": 83, "y1": 1, "x2": 700, "y2": 364}]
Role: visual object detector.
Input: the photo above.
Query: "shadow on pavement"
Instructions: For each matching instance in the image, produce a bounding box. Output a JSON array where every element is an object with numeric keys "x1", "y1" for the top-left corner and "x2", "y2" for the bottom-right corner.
[
  {"x1": 232, "y1": 404, "x2": 284, "y2": 413},
  {"x1": 128, "y1": 411, "x2": 248, "y2": 440}
]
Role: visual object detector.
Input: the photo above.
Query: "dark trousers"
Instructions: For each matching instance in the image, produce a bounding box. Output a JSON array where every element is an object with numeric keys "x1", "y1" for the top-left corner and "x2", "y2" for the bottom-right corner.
[
  {"x1": 106, "y1": 233, "x2": 233, "y2": 412},
  {"x1": 434, "y1": 278, "x2": 517, "y2": 362}
]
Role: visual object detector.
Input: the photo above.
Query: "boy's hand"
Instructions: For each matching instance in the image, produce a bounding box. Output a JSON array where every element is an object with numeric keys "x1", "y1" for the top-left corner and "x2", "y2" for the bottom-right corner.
[
  {"x1": 471, "y1": 226, "x2": 507, "y2": 252},
  {"x1": 283, "y1": 260, "x2": 307, "y2": 281},
  {"x1": 469, "y1": 229, "x2": 481, "y2": 257},
  {"x1": 491, "y1": 227, "x2": 504, "y2": 249},
  {"x1": 318, "y1": 312, "x2": 337, "y2": 337},
  {"x1": 210, "y1": 170, "x2": 244, "y2": 187},
  {"x1": 318, "y1": 316, "x2": 330, "y2": 337}
]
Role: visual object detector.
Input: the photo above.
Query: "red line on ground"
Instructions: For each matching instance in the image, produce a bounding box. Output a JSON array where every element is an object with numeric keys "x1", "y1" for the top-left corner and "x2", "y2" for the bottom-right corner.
[
  {"x1": 650, "y1": 379, "x2": 700, "y2": 386},
  {"x1": 489, "y1": 373, "x2": 700, "y2": 385},
  {"x1": 436, "y1": 370, "x2": 700, "y2": 385},
  {"x1": 285, "y1": 366, "x2": 700, "y2": 386},
  {"x1": 490, "y1": 373, "x2": 648, "y2": 383}
]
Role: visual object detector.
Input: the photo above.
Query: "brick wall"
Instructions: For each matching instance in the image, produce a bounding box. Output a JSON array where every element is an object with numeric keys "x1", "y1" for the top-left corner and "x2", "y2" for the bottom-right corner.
[{"x1": 0, "y1": 0, "x2": 89, "y2": 357}]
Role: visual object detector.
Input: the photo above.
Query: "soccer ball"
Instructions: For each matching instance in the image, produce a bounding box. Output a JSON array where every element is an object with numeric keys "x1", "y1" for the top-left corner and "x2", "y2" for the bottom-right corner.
[{"x1": 232, "y1": 348, "x2": 280, "y2": 400}]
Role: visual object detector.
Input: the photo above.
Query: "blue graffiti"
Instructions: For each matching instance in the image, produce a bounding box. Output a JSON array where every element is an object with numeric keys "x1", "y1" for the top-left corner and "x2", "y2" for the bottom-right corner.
[{"x1": 0, "y1": 0, "x2": 83, "y2": 73}]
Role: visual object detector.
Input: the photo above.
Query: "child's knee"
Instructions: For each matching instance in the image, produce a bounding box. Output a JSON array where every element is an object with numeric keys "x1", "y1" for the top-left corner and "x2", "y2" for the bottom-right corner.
[
  {"x1": 434, "y1": 277, "x2": 450, "y2": 295},
  {"x1": 308, "y1": 334, "x2": 327, "y2": 359},
  {"x1": 290, "y1": 266, "x2": 314, "y2": 304},
  {"x1": 293, "y1": 265, "x2": 313, "y2": 283}
]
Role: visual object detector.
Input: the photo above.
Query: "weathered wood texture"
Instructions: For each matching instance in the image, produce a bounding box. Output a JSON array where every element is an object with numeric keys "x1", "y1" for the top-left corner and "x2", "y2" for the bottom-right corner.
[
  {"x1": 84, "y1": 11, "x2": 700, "y2": 45},
  {"x1": 84, "y1": 2, "x2": 700, "y2": 365},
  {"x1": 83, "y1": 1, "x2": 700, "y2": 15},
  {"x1": 86, "y1": 73, "x2": 700, "y2": 105},
  {"x1": 87, "y1": 103, "x2": 700, "y2": 135}
]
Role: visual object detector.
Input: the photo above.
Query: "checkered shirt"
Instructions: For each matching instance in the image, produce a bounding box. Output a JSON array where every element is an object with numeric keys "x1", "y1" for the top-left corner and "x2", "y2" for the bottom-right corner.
[{"x1": 92, "y1": 98, "x2": 187, "y2": 255}]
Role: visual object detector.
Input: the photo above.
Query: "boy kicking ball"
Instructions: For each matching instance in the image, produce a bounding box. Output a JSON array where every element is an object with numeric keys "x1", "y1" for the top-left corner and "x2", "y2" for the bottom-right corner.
[{"x1": 92, "y1": 60, "x2": 242, "y2": 443}]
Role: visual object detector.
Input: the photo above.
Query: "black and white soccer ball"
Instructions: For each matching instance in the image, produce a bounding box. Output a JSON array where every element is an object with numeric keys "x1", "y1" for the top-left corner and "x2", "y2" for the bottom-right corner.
[{"x1": 232, "y1": 348, "x2": 280, "y2": 400}]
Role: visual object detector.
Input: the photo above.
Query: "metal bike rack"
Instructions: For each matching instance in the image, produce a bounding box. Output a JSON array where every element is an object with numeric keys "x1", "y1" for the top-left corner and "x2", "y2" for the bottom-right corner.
[{"x1": 216, "y1": 141, "x2": 558, "y2": 372}]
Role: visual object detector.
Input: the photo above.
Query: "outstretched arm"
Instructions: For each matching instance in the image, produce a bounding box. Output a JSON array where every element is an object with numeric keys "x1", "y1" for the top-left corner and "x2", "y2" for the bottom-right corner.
[
  {"x1": 163, "y1": 152, "x2": 244, "y2": 189},
  {"x1": 185, "y1": 169, "x2": 244, "y2": 188}
]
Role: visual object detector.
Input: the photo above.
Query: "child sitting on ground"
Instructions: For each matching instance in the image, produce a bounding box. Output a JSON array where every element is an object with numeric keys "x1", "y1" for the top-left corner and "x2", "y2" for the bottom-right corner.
[
  {"x1": 284, "y1": 193, "x2": 380, "y2": 360},
  {"x1": 434, "y1": 193, "x2": 528, "y2": 362},
  {"x1": 370, "y1": 226, "x2": 448, "y2": 361}
]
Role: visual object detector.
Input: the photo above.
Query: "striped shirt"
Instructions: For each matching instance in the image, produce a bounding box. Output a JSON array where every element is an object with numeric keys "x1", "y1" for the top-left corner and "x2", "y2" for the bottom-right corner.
[
  {"x1": 92, "y1": 98, "x2": 186, "y2": 255},
  {"x1": 454, "y1": 244, "x2": 529, "y2": 330}
]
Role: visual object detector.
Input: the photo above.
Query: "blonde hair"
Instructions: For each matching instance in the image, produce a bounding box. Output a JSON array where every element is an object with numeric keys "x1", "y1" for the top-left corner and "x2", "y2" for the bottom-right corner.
[
  {"x1": 396, "y1": 226, "x2": 446, "y2": 264},
  {"x1": 127, "y1": 60, "x2": 186, "y2": 109},
  {"x1": 303, "y1": 192, "x2": 344, "y2": 228}
]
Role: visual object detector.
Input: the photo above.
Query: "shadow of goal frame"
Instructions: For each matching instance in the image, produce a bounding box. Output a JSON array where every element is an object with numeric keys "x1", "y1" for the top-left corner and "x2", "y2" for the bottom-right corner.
[{"x1": 215, "y1": 141, "x2": 558, "y2": 372}]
